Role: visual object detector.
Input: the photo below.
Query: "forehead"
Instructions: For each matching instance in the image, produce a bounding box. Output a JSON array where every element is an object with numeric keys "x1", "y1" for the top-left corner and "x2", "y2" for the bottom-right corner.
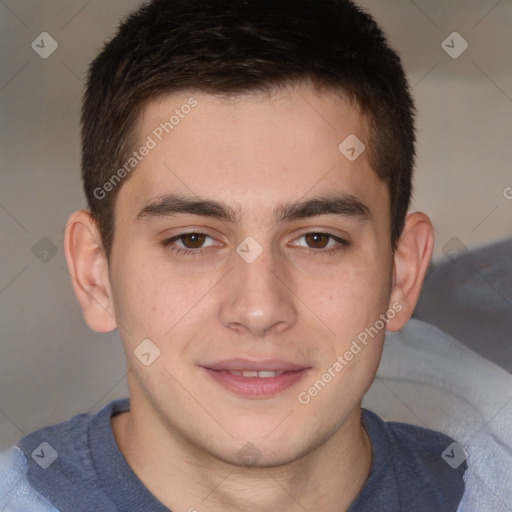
[{"x1": 117, "y1": 85, "x2": 387, "y2": 223}]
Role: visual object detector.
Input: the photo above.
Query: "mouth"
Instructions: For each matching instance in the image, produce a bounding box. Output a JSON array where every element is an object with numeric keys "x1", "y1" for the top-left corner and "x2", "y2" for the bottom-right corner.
[
  {"x1": 202, "y1": 359, "x2": 311, "y2": 398},
  {"x1": 224, "y1": 370, "x2": 287, "y2": 378}
]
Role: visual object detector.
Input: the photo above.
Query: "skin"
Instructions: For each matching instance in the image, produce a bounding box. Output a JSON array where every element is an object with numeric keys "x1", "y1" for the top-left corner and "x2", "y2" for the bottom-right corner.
[{"x1": 65, "y1": 84, "x2": 433, "y2": 511}]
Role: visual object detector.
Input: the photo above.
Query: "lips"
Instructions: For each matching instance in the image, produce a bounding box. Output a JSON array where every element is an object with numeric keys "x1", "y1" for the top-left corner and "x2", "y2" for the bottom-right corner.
[
  {"x1": 202, "y1": 359, "x2": 310, "y2": 398},
  {"x1": 204, "y1": 359, "x2": 307, "y2": 372}
]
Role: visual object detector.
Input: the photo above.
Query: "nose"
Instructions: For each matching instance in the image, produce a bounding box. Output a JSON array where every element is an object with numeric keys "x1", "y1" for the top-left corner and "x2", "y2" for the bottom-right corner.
[{"x1": 218, "y1": 245, "x2": 298, "y2": 337}]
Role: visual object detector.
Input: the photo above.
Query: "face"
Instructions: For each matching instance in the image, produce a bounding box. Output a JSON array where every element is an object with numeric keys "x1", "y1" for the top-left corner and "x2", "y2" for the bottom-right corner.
[{"x1": 108, "y1": 85, "x2": 394, "y2": 467}]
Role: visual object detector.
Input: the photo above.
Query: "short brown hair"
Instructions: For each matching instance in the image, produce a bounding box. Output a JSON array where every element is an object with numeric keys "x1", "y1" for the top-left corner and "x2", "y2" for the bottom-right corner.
[{"x1": 81, "y1": 0, "x2": 416, "y2": 258}]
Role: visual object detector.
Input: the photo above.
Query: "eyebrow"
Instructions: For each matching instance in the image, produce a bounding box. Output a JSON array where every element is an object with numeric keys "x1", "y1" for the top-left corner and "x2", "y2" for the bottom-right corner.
[{"x1": 136, "y1": 192, "x2": 371, "y2": 224}]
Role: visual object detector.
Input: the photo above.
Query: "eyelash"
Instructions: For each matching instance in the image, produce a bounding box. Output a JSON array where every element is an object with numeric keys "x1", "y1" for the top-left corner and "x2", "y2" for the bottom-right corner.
[{"x1": 160, "y1": 232, "x2": 349, "y2": 257}]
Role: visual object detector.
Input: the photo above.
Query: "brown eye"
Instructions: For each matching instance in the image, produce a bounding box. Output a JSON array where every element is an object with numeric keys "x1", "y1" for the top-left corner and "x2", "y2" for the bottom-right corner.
[
  {"x1": 304, "y1": 232, "x2": 330, "y2": 249},
  {"x1": 161, "y1": 232, "x2": 219, "y2": 256},
  {"x1": 180, "y1": 233, "x2": 207, "y2": 248},
  {"x1": 289, "y1": 232, "x2": 349, "y2": 255}
]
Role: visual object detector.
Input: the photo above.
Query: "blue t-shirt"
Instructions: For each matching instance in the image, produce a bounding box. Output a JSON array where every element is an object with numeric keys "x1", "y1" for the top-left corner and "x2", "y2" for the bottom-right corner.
[{"x1": 0, "y1": 398, "x2": 466, "y2": 511}]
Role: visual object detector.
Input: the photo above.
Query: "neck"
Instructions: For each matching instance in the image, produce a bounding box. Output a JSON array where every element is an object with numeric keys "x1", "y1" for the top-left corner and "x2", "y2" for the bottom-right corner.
[{"x1": 111, "y1": 401, "x2": 372, "y2": 512}]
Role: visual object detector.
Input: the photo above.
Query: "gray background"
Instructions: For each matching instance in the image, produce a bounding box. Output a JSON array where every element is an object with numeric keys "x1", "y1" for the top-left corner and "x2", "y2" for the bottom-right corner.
[{"x1": 1, "y1": 0, "x2": 511, "y2": 448}]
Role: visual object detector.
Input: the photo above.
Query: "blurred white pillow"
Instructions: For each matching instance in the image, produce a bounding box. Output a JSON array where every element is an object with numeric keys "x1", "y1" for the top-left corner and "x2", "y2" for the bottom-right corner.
[{"x1": 363, "y1": 319, "x2": 512, "y2": 512}]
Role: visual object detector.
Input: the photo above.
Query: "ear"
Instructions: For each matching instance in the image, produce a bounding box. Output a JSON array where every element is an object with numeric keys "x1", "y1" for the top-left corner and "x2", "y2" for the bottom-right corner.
[
  {"x1": 386, "y1": 211, "x2": 434, "y2": 332},
  {"x1": 64, "y1": 210, "x2": 117, "y2": 332}
]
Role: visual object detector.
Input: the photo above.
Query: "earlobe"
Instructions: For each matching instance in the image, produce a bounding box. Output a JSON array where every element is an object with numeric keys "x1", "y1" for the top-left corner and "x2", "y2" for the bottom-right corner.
[
  {"x1": 64, "y1": 210, "x2": 117, "y2": 333},
  {"x1": 386, "y1": 212, "x2": 434, "y2": 332}
]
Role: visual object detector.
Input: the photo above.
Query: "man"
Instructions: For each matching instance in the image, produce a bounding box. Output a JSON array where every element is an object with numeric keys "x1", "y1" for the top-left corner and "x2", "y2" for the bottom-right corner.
[{"x1": 0, "y1": 0, "x2": 467, "y2": 510}]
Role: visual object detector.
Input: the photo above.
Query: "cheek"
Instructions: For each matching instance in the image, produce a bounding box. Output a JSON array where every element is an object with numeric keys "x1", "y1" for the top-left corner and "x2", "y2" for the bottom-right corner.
[
  {"x1": 111, "y1": 250, "x2": 216, "y2": 344},
  {"x1": 311, "y1": 261, "x2": 391, "y2": 332},
  {"x1": 110, "y1": 254, "x2": 172, "y2": 335}
]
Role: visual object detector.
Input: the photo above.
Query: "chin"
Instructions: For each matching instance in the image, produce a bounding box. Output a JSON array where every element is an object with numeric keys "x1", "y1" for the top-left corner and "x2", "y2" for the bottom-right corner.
[{"x1": 213, "y1": 441, "x2": 306, "y2": 469}]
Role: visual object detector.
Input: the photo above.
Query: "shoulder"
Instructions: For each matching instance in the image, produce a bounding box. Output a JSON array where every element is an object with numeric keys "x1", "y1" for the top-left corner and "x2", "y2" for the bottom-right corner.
[
  {"x1": 379, "y1": 411, "x2": 464, "y2": 460},
  {"x1": 0, "y1": 446, "x2": 59, "y2": 511},
  {"x1": 16, "y1": 408, "x2": 94, "y2": 474},
  {"x1": 360, "y1": 408, "x2": 467, "y2": 511},
  {"x1": 2, "y1": 398, "x2": 129, "y2": 512}
]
